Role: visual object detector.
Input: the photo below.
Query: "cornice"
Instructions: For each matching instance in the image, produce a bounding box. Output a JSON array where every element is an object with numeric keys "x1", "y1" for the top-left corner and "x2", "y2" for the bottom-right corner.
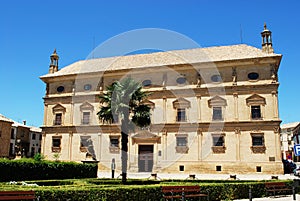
[{"x1": 41, "y1": 120, "x2": 281, "y2": 134}]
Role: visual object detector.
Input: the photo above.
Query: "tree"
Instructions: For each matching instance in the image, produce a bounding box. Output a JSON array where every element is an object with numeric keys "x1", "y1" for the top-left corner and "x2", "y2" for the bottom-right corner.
[{"x1": 97, "y1": 77, "x2": 151, "y2": 183}]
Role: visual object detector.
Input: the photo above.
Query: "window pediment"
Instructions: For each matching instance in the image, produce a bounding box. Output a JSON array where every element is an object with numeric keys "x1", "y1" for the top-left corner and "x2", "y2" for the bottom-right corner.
[
  {"x1": 80, "y1": 102, "x2": 94, "y2": 111},
  {"x1": 246, "y1": 94, "x2": 266, "y2": 106},
  {"x1": 173, "y1": 98, "x2": 191, "y2": 109},
  {"x1": 52, "y1": 104, "x2": 66, "y2": 113},
  {"x1": 142, "y1": 100, "x2": 155, "y2": 109},
  {"x1": 208, "y1": 96, "x2": 227, "y2": 107}
]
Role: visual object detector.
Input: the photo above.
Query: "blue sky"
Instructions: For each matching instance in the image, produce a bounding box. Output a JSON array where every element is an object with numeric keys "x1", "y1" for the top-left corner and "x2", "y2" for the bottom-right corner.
[{"x1": 0, "y1": 1, "x2": 299, "y2": 126}]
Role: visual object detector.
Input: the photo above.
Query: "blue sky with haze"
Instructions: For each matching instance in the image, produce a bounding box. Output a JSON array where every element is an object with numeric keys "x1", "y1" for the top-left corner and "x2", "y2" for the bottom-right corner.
[{"x1": 0, "y1": 1, "x2": 299, "y2": 126}]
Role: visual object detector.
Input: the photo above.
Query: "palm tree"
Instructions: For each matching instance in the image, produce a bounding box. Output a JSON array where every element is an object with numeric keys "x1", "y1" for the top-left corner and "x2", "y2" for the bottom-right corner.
[{"x1": 97, "y1": 77, "x2": 151, "y2": 183}]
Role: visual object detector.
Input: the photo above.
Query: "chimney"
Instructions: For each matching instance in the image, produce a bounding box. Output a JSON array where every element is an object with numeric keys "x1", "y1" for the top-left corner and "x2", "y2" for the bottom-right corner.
[{"x1": 23, "y1": 120, "x2": 26, "y2": 125}]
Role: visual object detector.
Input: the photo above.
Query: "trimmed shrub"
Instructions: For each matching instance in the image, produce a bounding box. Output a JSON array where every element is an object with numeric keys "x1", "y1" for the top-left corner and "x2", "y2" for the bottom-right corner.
[{"x1": 0, "y1": 159, "x2": 97, "y2": 182}]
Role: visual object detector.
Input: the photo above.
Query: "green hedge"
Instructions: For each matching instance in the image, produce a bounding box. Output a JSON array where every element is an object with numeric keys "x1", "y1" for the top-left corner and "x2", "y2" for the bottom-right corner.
[
  {"x1": 30, "y1": 180, "x2": 297, "y2": 200},
  {"x1": 0, "y1": 159, "x2": 97, "y2": 181},
  {"x1": 0, "y1": 177, "x2": 296, "y2": 200}
]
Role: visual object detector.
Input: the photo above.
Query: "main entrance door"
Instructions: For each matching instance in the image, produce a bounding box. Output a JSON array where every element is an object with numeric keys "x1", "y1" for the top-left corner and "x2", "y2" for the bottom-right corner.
[{"x1": 138, "y1": 145, "x2": 153, "y2": 172}]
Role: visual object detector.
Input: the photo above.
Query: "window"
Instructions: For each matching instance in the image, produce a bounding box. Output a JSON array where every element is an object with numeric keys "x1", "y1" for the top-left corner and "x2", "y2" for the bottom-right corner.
[
  {"x1": 84, "y1": 84, "x2": 92, "y2": 91},
  {"x1": 80, "y1": 136, "x2": 91, "y2": 152},
  {"x1": 211, "y1": 74, "x2": 222, "y2": 82},
  {"x1": 82, "y1": 112, "x2": 90, "y2": 125},
  {"x1": 176, "y1": 77, "x2": 186, "y2": 85},
  {"x1": 256, "y1": 166, "x2": 262, "y2": 172},
  {"x1": 110, "y1": 138, "x2": 119, "y2": 147},
  {"x1": 39, "y1": 134, "x2": 42, "y2": 141},
  {"x1": 252, "y1": 135, "x2": 264, "y2": 146},
  {"x1": 251, "y1": 105, "x2": 261, "y2": 119},
  {"x1": 246, "y1": 94, "x2": 265, "y2": 120},
  {"x1": 52, "y1": 137, "x2": 61, "y2": 152},
  {"x1": 251, "y1": 133, "x2": 266, "y2": 153},
  {"x1": 175, "y1": 134, "x2": 188, "y2": 153},
  {"x1": 248, "y1": 72, "x2": 259, "y2": 80},
  {"x1": 212, "y1": 134, "x2": 226, "y2": 153},
  {"x1": 176, "y1": 137, "x2": 187, "y2": 147},
  {"x1": 54, "y1": 113, "x2": 62, "y2": 125},
  {"x1": 177, "y1": 108, "x2": 186, "y2": 122},
  {"x1": 142, "y1": 79, "x2": 152, "y2": 87},
  {"x1": 213, "y1": 135, "x2": 224, "y2": 146},
  {"x1": 11, "y1": 129, "x2": 15, "y2": 139},
  {"x1": 173, "y1": 98, "x2": 190, "y2": 123},
  {"x1": 52, "y1": 138, "x2": 61, "y2": 147},
  {"x1": 109, "y1": 136, "x2": 120, "y2": 153},
  {"x1": 56, "y1": 86, "x2": 65, "y2": 93},
  {"x1": 32, "y1": 133, "x2": 36, "y2": 140},
  {"x1": 213, "y1": 107, "x2": 223, "y2": 120}
]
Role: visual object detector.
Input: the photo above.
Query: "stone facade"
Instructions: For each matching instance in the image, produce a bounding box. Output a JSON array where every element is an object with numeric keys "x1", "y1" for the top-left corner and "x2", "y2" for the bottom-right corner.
[
  {"x1": 0, "y1": 115, "x2": 13, "y2": 157},
  {"x1": 280, "y1": 122, "x2": 300, "y2": 161},
  {"x1": 0, "y1": 115, "x2": 42, "y2": 158},
  {"x1": 40, "y1": 25, "x2": 283, "y2": 174}
]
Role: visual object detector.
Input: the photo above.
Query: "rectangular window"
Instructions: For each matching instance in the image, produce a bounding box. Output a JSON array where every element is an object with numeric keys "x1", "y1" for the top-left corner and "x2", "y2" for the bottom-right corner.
[
  {"x1": 52, "y1": 138, "x2": 61, "y2": 148},
  {"x1": 176, "y1": 137, "x2": 187, "y2": 146},
  {"x1": 11, "y1": 129, "x2": 15, "y2": 139},
  {"x1": 213, "y1": 107, "x2": 223, "y2": 120},
  {"x1": 80, "y1": 136, "x2": 91, "y2": 152},
  {"x1": 109, "y1": 137, "x2": 119, "y2": 153},
  {"x1": 251, "y1": 105, "x2": 261, "y2": 119},
  {"x1": 82, "y1": 112, "x2": 90, "y2": 125},
  {"x1": 32, "y1": 133, "x2": 36, "y2": 140},
  {"x1": 54, "y1": 113, "x2": 62, "y2": 125},
  {"x1": 175, "y1": 134, "x2": 188, "y2": 153},
  {"x1": 177, "y1": 108, "x2": 186, "y2": 122},
  {"x1": 252, "y1": 135, "x2": 264, "y2": 146},
  {"x1": 213, "y1": 135, "x2": 224, "y2": 146},
  {"x1": 110, "y1": 138, "x2": 119, "y2": 147}
]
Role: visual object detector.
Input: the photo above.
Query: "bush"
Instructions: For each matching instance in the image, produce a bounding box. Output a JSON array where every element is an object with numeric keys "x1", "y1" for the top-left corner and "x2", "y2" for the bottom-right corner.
[
  {"x1": 33, "y1": 153, "x2": 45, "y2": 162},
  {"x1": 0, "y1": 159, "x2": 97, "y2": 182}
]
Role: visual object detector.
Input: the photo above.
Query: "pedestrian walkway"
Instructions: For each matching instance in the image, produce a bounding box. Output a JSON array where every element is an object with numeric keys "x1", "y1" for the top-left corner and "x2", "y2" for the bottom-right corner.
[
  {"x1": 98, "y1": 171, "x2": 298, "y2": 181},
  {"x1": 234, "y1": 194, "x2": 300, "y2": 201}
]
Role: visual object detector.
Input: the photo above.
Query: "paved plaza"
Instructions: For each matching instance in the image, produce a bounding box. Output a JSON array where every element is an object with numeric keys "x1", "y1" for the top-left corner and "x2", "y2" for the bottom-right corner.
[{"x1": 98, "y1": 171, "x2": 298, "y2": 181}]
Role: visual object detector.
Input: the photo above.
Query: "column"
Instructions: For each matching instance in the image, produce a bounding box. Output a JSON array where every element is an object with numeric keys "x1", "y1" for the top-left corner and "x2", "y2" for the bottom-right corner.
[
  {"x1": 153, "y1": 143, "x2": 158, "y2": 171},
  {"x1": 70, "y1": 82, "x2": 75, "y2": 125},
  {"x1": 69, "y1": 131, "x2": 73, "y2": 161},
  {"x1": 197, "y1": 95, "x2": 201, "y2": 121},
  {"x1": 163, "y1": 97, "x2": 167, "y2": 123},
  {"x1": 235, "y1": 128, "x2": 241, "y2": 161},
  {"x1": 41, "y1": 131, "x2": 46, "y2": 155},
  {"x1": 98, "y1": 133, "x2": 102, "y2": 161},
  {"x1": 272, "y1": 91, "x2": 279, "y2": 119},
  {"x1": 162, "y1": 130, "x2": 167, "y2": 161},
  {"x1": 274, "y1": 127, "x2": 281, "y2": 161},
  {"x1": 43, "y1": 103, "x2": 48, "y2": 126},
  {"x1": 197, "y1": 129, "x2": 203, "y2": 161},
  {"x1": 233, "y1": 93, "x2": 239, "y2": 120}
]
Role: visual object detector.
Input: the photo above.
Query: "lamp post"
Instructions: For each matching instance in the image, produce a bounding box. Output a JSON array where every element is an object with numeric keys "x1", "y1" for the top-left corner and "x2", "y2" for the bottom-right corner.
[{"x1": 15, "y1": 139, "x2": 21, "y2": 157}]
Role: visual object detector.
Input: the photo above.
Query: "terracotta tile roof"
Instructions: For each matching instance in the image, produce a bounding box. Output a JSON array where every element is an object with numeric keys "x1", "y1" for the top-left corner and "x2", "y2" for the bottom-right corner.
[
  {"x1": 0, "y1": 114, "x2": 13, "y2": 123},
  {"x1": 41, "y1": 44, "x2": 281, "y2": 78},
  {"x1": 281, "y1": 122, "x2": 300, "y2": 129}
]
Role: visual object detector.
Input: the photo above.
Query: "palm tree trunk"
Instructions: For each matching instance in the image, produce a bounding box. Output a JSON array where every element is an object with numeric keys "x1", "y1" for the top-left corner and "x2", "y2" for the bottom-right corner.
[{"x1": 121, "y1": 113, "x2": 129, "y2": 184}]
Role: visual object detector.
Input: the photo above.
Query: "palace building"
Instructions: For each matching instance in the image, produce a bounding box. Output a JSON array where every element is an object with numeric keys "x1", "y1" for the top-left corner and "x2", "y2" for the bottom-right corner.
[{"x1": 40, "y1": 24, "x2": 283, "y2": 174}]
